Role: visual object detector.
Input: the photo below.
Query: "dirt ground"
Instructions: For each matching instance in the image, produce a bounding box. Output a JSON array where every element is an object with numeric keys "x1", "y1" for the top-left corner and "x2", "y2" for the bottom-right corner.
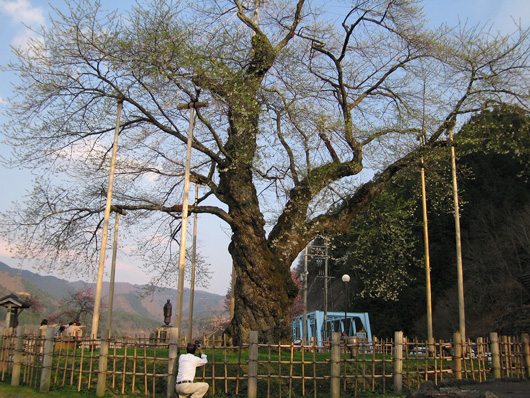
[{"x1": 458, "y1": 379, "x2": 530, "y2": 398}]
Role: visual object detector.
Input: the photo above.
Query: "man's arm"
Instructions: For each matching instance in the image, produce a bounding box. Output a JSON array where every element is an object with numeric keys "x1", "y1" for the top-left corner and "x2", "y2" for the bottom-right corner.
[{"x1": 196, "y1": 346, "x2": 207, "y2": 365}]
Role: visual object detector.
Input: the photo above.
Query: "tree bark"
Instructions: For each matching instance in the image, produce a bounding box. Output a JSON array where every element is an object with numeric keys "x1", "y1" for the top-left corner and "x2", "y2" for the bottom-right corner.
[{"x1": 218, "y1": 151, "x2": 298, "y2": 344}]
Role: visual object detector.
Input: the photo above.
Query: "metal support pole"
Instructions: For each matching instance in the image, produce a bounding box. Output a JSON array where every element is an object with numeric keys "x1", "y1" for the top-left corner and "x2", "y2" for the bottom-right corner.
[
  {"x1": 341, "y1": 274, "x2": 350, "y2": 335},
  {"x1": 91, "y1": 100, "x2": 123, "y2": 339}
]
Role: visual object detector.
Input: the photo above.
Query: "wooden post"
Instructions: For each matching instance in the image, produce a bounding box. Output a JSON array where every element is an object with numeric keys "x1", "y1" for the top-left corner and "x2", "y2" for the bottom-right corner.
[
  {"x1": 39, "y1": 326, "x2": 55, "y2": 392},
  {"x1": 490, "y1": 332, "x2": 501, "y2": 379},
  {"x1": 522, "y1": 333, "x2": 530, "y2": 379},
  {"x1": 11, "y1": 327, "x2": 24, "y2": 386},
  {"x1": 453, "y1": 331, "x2": 462, "y2": 379},
  {"x1": 248, "y1": 331, "x2": 258, "y2": 398},
  {"x1": 0, "y1": 326, "x2": 4, "y2": 352},
  {"x1": 393, "y1": 331, "x2": 403, "y2": 394},
  {"x1": 96, "y1": 329, "x2": 110, "y2": 397},
  {"x1": 330, "y1": 332, "x2": 340, "y2": 398},
  {"x1": 167, "y1": 327, "x2": 179, "y2": 398}
]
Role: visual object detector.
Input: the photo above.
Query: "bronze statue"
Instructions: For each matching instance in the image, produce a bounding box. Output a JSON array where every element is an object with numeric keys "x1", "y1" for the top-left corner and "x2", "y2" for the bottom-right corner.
[{"x1": 163, "y1": 299, "x2": 172, "y2": 325}]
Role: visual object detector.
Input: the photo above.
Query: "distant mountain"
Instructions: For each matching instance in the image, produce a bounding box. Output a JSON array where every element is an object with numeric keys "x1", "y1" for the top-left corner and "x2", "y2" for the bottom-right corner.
[{"x1": 0, "y1": 262, "x2": 226, "y2": 336}]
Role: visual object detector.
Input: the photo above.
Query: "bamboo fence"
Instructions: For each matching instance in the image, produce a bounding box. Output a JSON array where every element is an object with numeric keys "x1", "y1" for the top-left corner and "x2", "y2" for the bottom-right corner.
[{"x1": 0, "y1": 326, "x2": 528, "y2": 398}]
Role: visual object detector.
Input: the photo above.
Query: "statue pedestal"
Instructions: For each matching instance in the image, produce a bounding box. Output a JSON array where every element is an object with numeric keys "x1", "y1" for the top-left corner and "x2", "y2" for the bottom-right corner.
[{"x1": 155, "y1": 325, "x2": 171, "y2": 343}]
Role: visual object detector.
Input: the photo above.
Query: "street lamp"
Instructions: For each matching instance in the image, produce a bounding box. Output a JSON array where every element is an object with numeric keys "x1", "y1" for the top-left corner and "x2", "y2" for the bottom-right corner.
[{"x1": 341, "y1": 274, "x2": 350, "y2": 336}]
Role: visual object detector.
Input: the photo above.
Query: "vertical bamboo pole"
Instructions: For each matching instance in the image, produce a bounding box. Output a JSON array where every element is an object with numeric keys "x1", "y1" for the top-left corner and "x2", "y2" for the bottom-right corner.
[
  {"x1": 454, "y1": 331, "x2": 462, "y2": 379},
  {"x1": 419, "y1": 134, "x2": 433, "y2": 348},
  {"x1": 175, "y1": 101, "x2": 208, "y2": 340},
  {"x1": 448, "y1": 129, "x2": 466, "y2": 343},
  {"x1": 490, "y1": 332, "x2": 501, "y2": 378},
  {"x1": 106, "y1": 210, "x2": 125, "y2": 337},
  {"x1": 91, "y1": 100, "x2": 123, "y2": 339},
  {"x1": 96, "y1": 329, "x2": 110, "y2": 397},
  {"x1": 187, "y1": 184, "x2": 199, "y2": 343}
]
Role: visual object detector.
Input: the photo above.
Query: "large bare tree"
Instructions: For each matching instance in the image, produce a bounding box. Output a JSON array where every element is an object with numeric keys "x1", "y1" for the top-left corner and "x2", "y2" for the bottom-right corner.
[{"x1": 1, "y1": 0, "x2": 529, "y2": 343}]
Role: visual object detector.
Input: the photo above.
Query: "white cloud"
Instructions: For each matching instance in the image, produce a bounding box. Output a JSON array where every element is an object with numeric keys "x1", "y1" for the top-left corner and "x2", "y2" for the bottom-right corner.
[
  {"x1": 0, "y1": 0, "x2": 44, "y2": 26},
  {"x1": 0, "y1": 0, "x2": 45, "y2": 48}
]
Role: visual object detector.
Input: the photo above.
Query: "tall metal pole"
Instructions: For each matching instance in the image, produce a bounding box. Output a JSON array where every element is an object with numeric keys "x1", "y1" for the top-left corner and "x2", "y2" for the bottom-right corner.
[
  {"x1": 341, "y1": 274, "x2": 350, "y2": 335},
  {"x1": 449, "y1": 128, "x2": 466, "y2": 343},
  {"x1": 187, "y1": 184, "x2": 199, "y2": 342},
  {"x1": 174, "y1": 101, "x2": 208, "y2": 340},
  {"x1": 91, "y1": 99, "x2": 123, "y2": 339},
  {"x1": 419, "y1": 134, "x2": 434, "y2": 345}
]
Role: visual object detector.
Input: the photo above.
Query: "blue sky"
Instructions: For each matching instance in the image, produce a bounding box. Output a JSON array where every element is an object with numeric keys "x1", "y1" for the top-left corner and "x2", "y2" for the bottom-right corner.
[{"x1": 0, "y1": 0, "x2": 528, "y2": 295}]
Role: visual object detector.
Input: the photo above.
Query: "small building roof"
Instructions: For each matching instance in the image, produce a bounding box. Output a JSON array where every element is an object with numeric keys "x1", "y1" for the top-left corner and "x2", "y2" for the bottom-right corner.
[{"x1": 0, "y1": 293, "x2": 31, "y2": 309}]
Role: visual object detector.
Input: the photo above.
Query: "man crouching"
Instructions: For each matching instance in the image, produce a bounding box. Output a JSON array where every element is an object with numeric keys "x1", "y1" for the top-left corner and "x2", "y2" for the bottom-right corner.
[{"x1": 175, "y1": 341, "x2": 209, "y2": 398}]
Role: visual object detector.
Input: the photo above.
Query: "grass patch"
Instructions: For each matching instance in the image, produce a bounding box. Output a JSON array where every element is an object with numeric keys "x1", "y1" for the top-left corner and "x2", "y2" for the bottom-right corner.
[{"x1": 0, "y1": 382, "x2": 113, "y2": 398}]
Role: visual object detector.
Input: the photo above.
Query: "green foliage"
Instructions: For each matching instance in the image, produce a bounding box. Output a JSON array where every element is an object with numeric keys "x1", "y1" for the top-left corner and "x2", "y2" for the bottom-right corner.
[
  {"x1": 457, "y1": 104, "x2": 530, "y2": 158},
  {"x1": 306, "y1": 105, "x2": 530, "y2": 339},
  {"x1": 332, "y1": 184, "x2": 423, "y2": 301}
]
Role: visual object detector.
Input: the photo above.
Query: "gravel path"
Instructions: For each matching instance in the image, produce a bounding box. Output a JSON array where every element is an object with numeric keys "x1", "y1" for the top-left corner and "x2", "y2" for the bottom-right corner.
[{"x1": 458, "y1": 379, "x2": 530, "y2": 398}]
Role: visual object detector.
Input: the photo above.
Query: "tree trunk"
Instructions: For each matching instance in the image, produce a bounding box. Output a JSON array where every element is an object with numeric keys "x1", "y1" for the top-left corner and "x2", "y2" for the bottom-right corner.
[
  {"x1": 219, "y1": 158, "x2": 298, "y2": 344},
  {"x1": 226, "y1": 237, "x2": 297, "y2": 345}
]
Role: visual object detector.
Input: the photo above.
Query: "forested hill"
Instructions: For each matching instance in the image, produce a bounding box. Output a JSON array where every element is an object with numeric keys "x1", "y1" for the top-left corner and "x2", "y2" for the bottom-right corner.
[
  {"x1": 0, "y1": 262, "x2": 225, "y2": 336},
  {"x1": 300, "y1": 106, "x2": 530, "y2": 340}
]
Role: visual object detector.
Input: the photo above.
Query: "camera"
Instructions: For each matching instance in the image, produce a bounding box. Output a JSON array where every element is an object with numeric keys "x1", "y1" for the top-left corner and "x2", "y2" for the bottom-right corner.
[{"x1": 194, "y1": 340, "x2": 201, "y2": 348}]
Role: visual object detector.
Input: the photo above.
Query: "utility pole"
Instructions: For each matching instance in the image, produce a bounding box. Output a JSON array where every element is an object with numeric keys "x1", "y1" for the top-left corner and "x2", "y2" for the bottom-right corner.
[
  {"x1": 174, "y1": 101, "x2": 208, "y2": 341},
  {"x1": 311, "y1": 238, "x2": 332, "y2": 343},
  {"x1": 91, "y1": 99, "x2": 123, "y2": 339}
]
